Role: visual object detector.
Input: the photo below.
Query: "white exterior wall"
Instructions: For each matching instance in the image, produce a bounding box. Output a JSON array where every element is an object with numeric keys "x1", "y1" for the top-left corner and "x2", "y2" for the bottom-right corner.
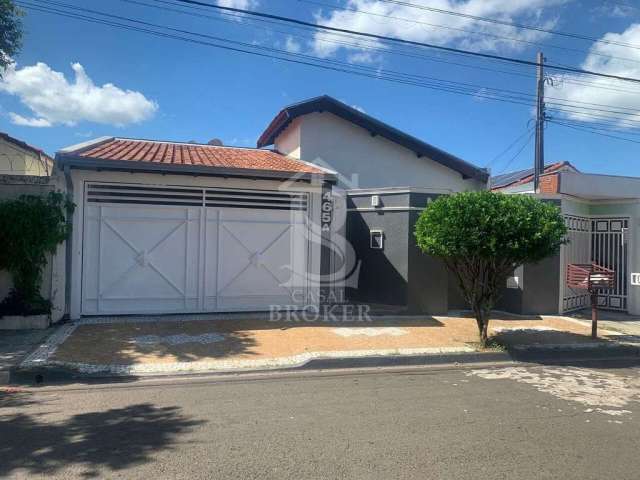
[
  {"x1": 275, "y1": 112, "x2": 485, "y2": 191},
  {"x1": 275, "y1": 117, "x2": 302, "y2": 159},
  {"x1": 0, "y1": 138, "x2": 51, "y2": 176},
  {"x1": 67, "y1": 169, "x2": 324, "y2": 319},
  {"x1": 0, "y1": 172, "x2": 67, "y2": 323},
  {"x1": 561, "y1": 196, "x2": 640, "y2": 316},
  {"x1": 560, "y1": 172, "x2": 640, "y2": 200}
]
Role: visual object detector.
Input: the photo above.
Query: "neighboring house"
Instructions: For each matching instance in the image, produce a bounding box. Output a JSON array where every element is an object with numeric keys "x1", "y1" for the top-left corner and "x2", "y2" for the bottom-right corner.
[
  {"x1": 490, "y1": 161, "x2": 579, "y2": 193},
  {"x1": 492, "y1": 165, "x2": 640, "y2": 317},
  {"x1": 56, "y1": 95, "x2": 488, "y2": 320},
  {"x1": 258, "y1": 95, "x2": 489, "y2": 314},
  {"x1": 0, "y1": 132, "x2": 53, "y2": 176}
]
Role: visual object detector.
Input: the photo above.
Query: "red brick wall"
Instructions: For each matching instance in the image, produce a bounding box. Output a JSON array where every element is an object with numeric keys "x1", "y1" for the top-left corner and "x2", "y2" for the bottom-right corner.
[{"x1": 539, "y1": 173, "x2": 559, "y2": 194}]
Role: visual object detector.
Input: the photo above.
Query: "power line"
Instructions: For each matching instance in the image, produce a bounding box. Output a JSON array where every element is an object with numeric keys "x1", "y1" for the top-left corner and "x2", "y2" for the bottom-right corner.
[
  {"x1": 122, "y1": 0, "x2": 543, "y2": 80},
  {"x1": 549, "y1": 119, "x2": 640, "y2": 144},
  {"x1": 25, "y1": 0, "x2": 542, "y2": 104},
  {"x1": 373, "y1": 0, "x2": 640, "y2": 50},
  {"x1": 18, "y1": 2, "x2": 543, "y2": 109},
  {"x1": 546, "y1": 108, "x2": 640, "y2": 128},
  {"x1": 25, "y1": 0, "x2": 640, "y2": 128},
  {"x1": 141, "y1": 0, "x2": 640, "y2": 96},
  {"x1": 486, "y1": 125, "x2": 534, "y2": 167},
  {"x1": 170, "y1": 0, "x2": 640, "y2": 83},
  {"x1": 497, "y1": 131, "x2": 535, "y2": 174},
  {"x1": 300, "y1": 0, "x2": 640, "y2": 66},
  {"x1": 546, "y1": 117, "x2": 640, "y2": 135}
]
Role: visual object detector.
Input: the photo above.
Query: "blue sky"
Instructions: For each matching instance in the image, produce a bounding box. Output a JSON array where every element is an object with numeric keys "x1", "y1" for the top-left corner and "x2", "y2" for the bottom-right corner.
[{"x1": 1, "y1": 0, "x2": 640, "y2": 177}]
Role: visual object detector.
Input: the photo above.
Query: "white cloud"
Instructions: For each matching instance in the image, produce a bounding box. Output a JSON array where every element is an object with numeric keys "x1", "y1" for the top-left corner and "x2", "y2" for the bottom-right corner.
[
  {"x1": 284, "y1": 36, "x2": 302, "y2": 53},
  {"x1": 549, "y1": 23, "x2": 640, "y2": 128},
  {"x1": 9, "y1": 113, "x2": 52, "y2": 127},
  {"x1": 217, "y1": 0, "x2": 258, "y2": 8},
  {"x1": 216, "y1": 0, "x2": 259, "y2": 20},
  {"x1": 0, "y1": 62, "x2": 158, "y2": 127},
  {"x1": 311, "y1": 0, "x2": 567, "y2": 61},
  {"x1": 591, "y1": 2, "x2": 636, "y2": 19}
]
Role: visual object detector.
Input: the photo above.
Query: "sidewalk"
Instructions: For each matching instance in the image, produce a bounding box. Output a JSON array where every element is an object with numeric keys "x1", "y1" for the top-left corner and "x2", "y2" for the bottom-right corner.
[
  {"x1": 567, "y1": 309, "x2": 640, "y2": 342},
  {"x1": 0, "y1": 329, "x2": 55, "y2": 383},
  {"x1": 15, "y1": 312, "x2": 636, "y2": 380}
]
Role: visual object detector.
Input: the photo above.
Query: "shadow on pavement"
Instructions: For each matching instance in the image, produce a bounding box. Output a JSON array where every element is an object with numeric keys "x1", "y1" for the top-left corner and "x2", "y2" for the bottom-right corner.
[
  {"x1": 492, "y1": 329, "x2": 611, "y2": 347},
  {"x1": 0, "y1": 402, "x2": 205, "y2": 477}
]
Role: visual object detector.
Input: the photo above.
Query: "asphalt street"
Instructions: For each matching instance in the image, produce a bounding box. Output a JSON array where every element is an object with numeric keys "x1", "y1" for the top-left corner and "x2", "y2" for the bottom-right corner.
[{"x1": 1, "y1": 359, "x2": 639, "y2": 479}]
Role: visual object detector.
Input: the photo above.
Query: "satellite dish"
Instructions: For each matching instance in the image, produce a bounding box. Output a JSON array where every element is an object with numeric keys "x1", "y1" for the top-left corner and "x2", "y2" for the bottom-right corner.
[{"x1": 207, "y1": 138, "x2": 223, "y2": 146}]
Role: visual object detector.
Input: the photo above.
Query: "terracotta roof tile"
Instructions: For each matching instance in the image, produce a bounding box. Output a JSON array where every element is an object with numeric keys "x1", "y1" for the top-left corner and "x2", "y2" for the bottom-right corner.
[{"x1": 75, "y1": 138, "x2": 326, "y2": 175}]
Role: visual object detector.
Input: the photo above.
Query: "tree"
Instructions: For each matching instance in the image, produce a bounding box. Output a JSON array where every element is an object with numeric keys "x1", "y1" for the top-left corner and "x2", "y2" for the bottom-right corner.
[
  {"x1": 414, "y1": 191, "x2": 566, "y2": 346},
  {"x1": 0, "y1": 0, "x2": 23, "y2": 72}
]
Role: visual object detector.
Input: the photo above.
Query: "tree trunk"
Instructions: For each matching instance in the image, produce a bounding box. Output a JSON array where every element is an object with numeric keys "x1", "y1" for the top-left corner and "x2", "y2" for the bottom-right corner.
[
  {"x1": 475, "y1": 311, "x2": 490, "y2": 347},
  {"x1": 480, "y1": 318, "x2": 489, "y2": 347}
]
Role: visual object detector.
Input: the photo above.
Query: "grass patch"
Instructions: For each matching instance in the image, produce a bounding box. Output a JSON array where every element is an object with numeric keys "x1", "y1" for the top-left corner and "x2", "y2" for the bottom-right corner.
[{"x1": 467, "y1": 338, "x2": 507, "y2": 352}]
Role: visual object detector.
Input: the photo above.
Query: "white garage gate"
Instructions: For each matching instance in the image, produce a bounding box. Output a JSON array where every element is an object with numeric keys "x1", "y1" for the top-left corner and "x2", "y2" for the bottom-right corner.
[{"x1": 81, "y1": 182, "x2": 310, "y2": 315}]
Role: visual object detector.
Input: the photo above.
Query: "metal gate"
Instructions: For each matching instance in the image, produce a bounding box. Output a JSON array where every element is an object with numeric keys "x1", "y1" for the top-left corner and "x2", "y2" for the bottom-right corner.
[
  {"x1": 561, "y1": 215, "x2": 591, "y2": 312},
  {"x1": 561, "y1": 215, "x2": 629, "y2": 313},
  {"x1": 591, "y1": 218, "x2": 629, "y2": 310},
  {"x1": 81, "y1": 182, "x2": 310, "y2": 315}
]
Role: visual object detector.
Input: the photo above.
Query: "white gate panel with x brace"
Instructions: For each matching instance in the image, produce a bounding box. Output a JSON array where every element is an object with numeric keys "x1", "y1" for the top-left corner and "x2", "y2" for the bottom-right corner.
[{"x1": 81, "y1": 183, "x2": 310, "y2": 315}]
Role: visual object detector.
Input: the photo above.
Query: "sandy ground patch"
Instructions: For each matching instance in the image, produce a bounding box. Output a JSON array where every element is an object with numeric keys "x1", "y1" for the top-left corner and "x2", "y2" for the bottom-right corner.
[{"x1": 50, "y1": 314, "x2": 614, "y2": 366}]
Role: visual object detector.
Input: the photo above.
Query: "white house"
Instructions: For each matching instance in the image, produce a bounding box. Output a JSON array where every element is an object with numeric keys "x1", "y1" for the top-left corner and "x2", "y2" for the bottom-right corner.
[{"x1": 54, "y1": 95, "x2": 489, "y2": 320}]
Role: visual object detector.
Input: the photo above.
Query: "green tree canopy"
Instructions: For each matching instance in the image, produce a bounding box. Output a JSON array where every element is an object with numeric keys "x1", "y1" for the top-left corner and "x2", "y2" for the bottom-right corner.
[
  {"x1": 0, "y1": 192, "x2": 74, "y2": 316},
  {"x1": 0, "y1": 0, "x2": 23, "y2": 72},
  {"x1": 415, "y1": 191, "x2": 566, "y2": 346}
]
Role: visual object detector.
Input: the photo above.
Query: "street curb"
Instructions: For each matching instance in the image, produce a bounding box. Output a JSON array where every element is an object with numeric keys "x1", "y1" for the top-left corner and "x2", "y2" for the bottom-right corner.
[
  {"x1": 11, "y1": 343, "x2": 640, "y2": 385},
  {"x1": 9, "y1": 350, "x2": 513, "y2": 385},
  {"x1": 507, "y1": 342, "x2": 640, "y2": 362}
]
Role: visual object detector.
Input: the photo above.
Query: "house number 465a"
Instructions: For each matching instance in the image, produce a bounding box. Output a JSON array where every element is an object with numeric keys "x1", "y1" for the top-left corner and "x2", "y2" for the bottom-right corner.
[
  {"x1": 321, "y1": 192, "x2": 333, "y2": 232},
  {"x1": 632, "y1": 273, "x2": 640, "y2": 286}
]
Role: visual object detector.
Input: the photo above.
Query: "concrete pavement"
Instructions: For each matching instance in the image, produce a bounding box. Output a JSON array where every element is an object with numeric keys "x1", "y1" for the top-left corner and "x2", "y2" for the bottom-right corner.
[
  {"x1": 0, "y1": 329, "x2": 54, "y2": 383},
  {"x1": 1, "y1": 359, "x2": 640, "y2": 479}
]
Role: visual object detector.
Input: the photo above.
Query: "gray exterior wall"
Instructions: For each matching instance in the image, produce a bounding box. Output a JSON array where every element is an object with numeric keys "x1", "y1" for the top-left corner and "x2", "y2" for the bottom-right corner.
[
  {"x1": 407, "y1": 209, "x2": 448, "y2": 314},
  {"x1": 345, "y1": 190, "x2": 448, "y2": 314},
  {"x1": 346, "y1": 206, "x2": 409, "y2": 307},
  {"x1": 495, "y1": 255, "x2": 561, "y2": 315}
]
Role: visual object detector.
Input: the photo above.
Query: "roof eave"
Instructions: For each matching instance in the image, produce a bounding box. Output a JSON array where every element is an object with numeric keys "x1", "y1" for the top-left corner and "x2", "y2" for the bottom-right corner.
[
  {"x1": 55, "y1": 154, "x2": 337, "y2": 184},
  {"x1": 257, "y1": 96, "x2": 488, "y2": 183}
]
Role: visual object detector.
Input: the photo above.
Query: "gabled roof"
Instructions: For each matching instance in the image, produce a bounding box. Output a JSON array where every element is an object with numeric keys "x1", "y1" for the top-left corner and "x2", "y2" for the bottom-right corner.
[
  {"x1": 257, "y1": 95, "x2": 489, "y2": 183},
  {"x1": 0, "y1": 132, "x2": 53, "y2": 162},
  {"x1": 56, "y1": 137, "x2": 335, "y2": 182},
  {"x1": 491, "y1": 161, "x2": 578, "y2": 190}
]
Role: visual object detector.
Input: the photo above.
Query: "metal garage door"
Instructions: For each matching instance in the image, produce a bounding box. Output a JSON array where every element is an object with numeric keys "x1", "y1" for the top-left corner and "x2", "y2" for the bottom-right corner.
[{"x1": 81, "y1": 183, "x2": 310, "y2": 315}]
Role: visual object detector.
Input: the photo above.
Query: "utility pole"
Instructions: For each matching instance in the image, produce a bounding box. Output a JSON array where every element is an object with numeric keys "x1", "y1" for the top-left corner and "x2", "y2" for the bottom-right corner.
[{"x1": 534, "y1": 51, "x2": 545, "y2": 193}]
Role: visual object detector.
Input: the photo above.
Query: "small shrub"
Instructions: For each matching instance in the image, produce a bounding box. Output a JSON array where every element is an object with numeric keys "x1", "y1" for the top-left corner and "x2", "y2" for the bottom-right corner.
[{"x1": 0, "y1": 191, "x2": 74, "y2": 316}]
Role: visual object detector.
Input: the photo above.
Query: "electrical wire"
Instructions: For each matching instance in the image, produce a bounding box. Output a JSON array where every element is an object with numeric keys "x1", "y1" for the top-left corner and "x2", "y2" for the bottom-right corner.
[
  {"x1": 17, "y1": 2, "x2": 543, "y2": 109},
  {"x1": 169, "y1": 0, "x2": 640, "y2": 83},
  {"x1": 496, "y1": 131, "x2": 535, "y2": 174},
  {"x1": 21, "y1": 0, "x2": 640, "y2": 133},
  {"x1": 548, "y1": 119, "x2": 640, "y2": 144},
  {"x1": 373, "y1": 0, "x2": 640, "y2": 50},
  {"x1": 299, "y1": 0, "x2": 640, "y2": 66},
  {"x1": 486, "y1": 125, "x2": 534, "y2": 168}
]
